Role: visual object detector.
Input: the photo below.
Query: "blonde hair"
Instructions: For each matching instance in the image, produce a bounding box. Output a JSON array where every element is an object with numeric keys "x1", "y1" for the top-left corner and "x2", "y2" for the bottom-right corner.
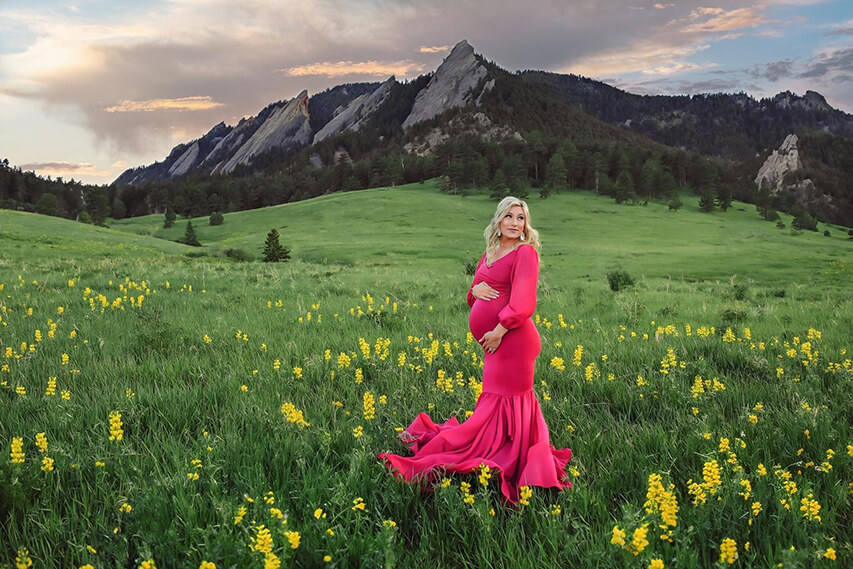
[{"x1": 483, "y1": 196, "x2": 541, "y2": 263}]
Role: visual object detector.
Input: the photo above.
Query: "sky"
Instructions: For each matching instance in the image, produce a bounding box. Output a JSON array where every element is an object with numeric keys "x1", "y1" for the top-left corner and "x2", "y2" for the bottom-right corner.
[{"x1": 1, "y1": 0, "x2": 851, "y2": 185}]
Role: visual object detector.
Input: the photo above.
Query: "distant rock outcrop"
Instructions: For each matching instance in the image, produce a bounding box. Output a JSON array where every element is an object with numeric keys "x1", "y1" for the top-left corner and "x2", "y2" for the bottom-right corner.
[
  {"x1": 755, "y1": 134, "x2": 803, "y2": 192},
  {"x1": 313, "y1": 77, "x2": 396, "y2": 144},
  {"x1": 402, "y1": 40, "x2": 491, "y2": 129},
  {"x1": 219, "y1": 91, "x2": 311, "y2": 174},
  {"x1": 115, "y1": 93, "x2": 313, "y2": 183}
]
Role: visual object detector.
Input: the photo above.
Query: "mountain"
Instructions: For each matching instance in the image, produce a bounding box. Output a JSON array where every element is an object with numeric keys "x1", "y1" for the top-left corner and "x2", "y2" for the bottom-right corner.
[
  {"x1": 105, "y1": 40, "x2": 853, "y2": 225},
  {"x1": 116, "y1": 39, "x2": 852, "y2": 186},
  {"x1": 521, "y1": 71, "x2": 853, "y2": 160}
]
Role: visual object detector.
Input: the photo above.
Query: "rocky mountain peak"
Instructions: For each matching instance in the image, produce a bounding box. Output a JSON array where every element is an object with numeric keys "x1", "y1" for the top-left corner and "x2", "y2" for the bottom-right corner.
[{"x1": 401, "y1": 39, "x2": 490, "y2": 129}]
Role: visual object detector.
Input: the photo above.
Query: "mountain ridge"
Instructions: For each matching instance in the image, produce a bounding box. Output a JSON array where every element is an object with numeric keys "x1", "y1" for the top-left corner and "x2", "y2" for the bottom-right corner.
[{"x1": 114, "y1": 39, "x2": 852, "y2": 187}]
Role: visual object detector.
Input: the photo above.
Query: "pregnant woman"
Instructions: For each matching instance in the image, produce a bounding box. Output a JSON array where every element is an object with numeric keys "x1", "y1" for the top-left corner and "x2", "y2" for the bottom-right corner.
[{"x1": 379, "y1": 196, "x2": 572, "y2": 503}]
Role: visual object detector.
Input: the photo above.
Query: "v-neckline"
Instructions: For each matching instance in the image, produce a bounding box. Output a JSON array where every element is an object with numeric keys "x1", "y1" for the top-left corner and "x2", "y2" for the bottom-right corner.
[{"x1": 485, "y1": 246, "x2": 519, "y2": 268}]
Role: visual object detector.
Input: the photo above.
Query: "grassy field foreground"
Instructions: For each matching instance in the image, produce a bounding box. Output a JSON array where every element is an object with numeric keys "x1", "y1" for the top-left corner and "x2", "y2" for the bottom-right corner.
[{"x1": 1, "y1": 184, "x2": 852, "y2": 568}]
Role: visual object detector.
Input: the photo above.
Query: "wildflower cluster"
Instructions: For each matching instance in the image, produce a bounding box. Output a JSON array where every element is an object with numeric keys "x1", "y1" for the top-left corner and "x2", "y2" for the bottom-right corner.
[
  {"x1": 280, "y1": 402, "x2": 310, "y2": 427},
  {"x1": 108, "y1": 411, "x2": 123, "y2": 442}
]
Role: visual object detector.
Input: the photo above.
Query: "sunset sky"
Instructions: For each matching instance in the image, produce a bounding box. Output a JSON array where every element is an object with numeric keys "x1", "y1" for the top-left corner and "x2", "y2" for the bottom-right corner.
[{"x1": 1, "y1": 0, "x2": 851, "y2": 185}]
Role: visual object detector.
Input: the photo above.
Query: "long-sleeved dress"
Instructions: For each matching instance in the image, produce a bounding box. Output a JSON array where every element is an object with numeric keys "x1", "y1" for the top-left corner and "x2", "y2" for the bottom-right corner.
[{"x1": 379, "y1": 244, "x2": 572, "y2": 503}]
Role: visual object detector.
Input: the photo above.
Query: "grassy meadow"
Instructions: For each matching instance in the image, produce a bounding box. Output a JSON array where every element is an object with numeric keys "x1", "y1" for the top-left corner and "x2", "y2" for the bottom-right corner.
[{"x1": 1, "y1": 181, "x2": 851, "y2": 568}]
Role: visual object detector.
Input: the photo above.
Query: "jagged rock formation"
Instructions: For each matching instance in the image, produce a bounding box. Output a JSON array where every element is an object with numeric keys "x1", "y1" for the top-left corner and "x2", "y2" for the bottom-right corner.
[
  {"x1": 401, "y1": 40, "x2": 491, "y2": 129},
  {"x1": 115, "y1": 92, "x2": 314, "y2": 184},
  {"x1": 755, "y1": 134, "x2": 804, "y2": 192},
  {"x1": 220, "y1": 91, "x2": 311, "y2": 174},
  {"x1": 769, "y1": 90, "x2": 834, "y2": 113},
  {"x1": 313, "y1": 77, "x2": 395, "y2": 144}
]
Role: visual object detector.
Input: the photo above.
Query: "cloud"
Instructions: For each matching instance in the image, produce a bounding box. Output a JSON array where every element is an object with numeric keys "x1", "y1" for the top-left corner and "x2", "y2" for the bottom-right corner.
[
  {"x1": 418, "y1": 45, "x2": 451, "y2": 53},
  {"x1": 749, "y1": 59, "x2": 796, "y2": 82},
  {"x1": 569, "y1": 42, "x2": 711, "y2": 77},
  {"x1": 285, "y1": 60, "x2": 425, "y2": 78},
  {"x1": 642, "y1": 62, "x2": 715, "y2": 75},
  {"x1": 112, "y1": 160, "x2": 127, "y2": 168},
  {"x1": 798, "y1": 47, "x2": 853, "y2": 78},
  {"x1": 825, "y1": 27, "x2": 853, "y2": 36},
  {"x1": 654, "y1": 3, "x2": 674, "y2": 9},
  {"x1": 19, "y1": 161, "x2": 112, "y2": 178},
  {"x1": 683, "y1": 6, "x2": 767, "y2": 33},
  {"x1": 104, "y1": 96, "x2": 225, "y2": 113}
]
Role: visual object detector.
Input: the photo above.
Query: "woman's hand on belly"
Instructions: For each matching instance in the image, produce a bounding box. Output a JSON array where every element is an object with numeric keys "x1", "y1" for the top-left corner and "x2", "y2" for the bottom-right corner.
[
  {"x1": 472, "y1": 282, "x2": 499, "y2": 301},
  {"x1": 480, "y1": 323, "x2": 508, "y2": 353}
]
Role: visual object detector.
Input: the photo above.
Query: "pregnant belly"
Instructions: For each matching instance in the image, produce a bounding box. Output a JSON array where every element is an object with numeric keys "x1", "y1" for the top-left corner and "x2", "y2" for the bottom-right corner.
[{"x1": 469, "y1": 297, "x2": 508, "y2": 339}]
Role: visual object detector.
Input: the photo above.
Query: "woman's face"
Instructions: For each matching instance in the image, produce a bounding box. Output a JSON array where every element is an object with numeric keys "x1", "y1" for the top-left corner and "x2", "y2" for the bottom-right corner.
[{"x1": 500, "y1": 205, "x2": 525, "y2": 241}]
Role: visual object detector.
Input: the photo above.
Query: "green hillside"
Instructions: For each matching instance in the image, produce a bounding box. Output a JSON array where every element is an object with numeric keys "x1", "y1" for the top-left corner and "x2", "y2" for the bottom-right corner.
[{"x1": 110, "y1": 181, "x2": 851, "y2": 291}]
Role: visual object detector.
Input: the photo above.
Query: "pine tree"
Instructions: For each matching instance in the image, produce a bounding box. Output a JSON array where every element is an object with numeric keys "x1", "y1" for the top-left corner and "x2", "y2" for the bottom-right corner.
[
  {"x1": 699, "y1": 191, "x2": 716, "y2": 213},
  {"x1": 545, "y1": 153, "x2": 567, "y2": 192},
  {"x1": 614, "y1": 170, "x2": 635, "y2": 204},
  {"x1": 489, "y1": 169, "x2": 508, "y2": 201},
  {"x1": 262, "y1": 228, "x2": 290, "y2": 262},
  {"x1": 183, "y1": 220, "x2": 201, "y2": 246},
  {"x1": 715, "y1": 184, "x2": 733, "y2": 211},
  {"x1": 164, "y1": 208, "x2": 176, "y2": 228},
  {"x1": 668, "y1": 193, "x2": 683, "y2": 211}
]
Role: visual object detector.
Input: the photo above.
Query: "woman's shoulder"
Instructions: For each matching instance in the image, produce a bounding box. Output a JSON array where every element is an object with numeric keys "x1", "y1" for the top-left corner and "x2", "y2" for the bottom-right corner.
[{"x1": 515, "y1": 243, "x2": 538, "y2": 257}]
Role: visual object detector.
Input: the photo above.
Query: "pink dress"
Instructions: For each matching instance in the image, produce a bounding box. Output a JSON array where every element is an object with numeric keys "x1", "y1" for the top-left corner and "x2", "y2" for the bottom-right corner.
[{"x1": 379, "y1": 244, "x2": 572, "y2": 503}]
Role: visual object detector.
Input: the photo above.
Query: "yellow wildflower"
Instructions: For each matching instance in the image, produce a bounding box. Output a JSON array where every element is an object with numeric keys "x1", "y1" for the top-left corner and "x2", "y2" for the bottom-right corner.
[
  {"x1": 284, "y1": 531, "x2": 300, "y2": 549},
  {"x1": 611, "y1": 525, "x2": 626, "y2": 547},
  {"x1": 719, "y1": 538, "x2": 738, "y2": 565},
  {"x1": 108, "y1": 411, "x2": 123, "y2": 442},
  {"x1": 10, "y1": 437, "x2": 25, "y2": 464},
  {"x1": 630, "y1": 524, "x2": 649, "y2": 555}
]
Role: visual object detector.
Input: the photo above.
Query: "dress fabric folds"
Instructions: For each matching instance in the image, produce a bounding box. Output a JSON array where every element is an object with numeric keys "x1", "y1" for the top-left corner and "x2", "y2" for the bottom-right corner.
[{"x1": 379, "y1": 244, "x2": 572, "y2": 503}]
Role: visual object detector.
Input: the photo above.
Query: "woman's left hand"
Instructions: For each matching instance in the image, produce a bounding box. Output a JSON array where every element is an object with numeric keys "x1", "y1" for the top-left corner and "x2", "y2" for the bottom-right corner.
[{"x1": 480, "y1": 325, "x2": 507, "y2": 354}]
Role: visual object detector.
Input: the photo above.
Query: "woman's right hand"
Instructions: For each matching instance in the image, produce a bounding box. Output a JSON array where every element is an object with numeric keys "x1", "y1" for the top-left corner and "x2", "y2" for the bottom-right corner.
[{"x1": 472, "y1": 282, "x2": 499, "y2": 301}]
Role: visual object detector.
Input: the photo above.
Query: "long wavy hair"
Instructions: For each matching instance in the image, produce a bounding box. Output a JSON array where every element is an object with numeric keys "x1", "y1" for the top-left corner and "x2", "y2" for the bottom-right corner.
[{"x1": 483, "y1": 196, "x2": 541, "y2": 264}]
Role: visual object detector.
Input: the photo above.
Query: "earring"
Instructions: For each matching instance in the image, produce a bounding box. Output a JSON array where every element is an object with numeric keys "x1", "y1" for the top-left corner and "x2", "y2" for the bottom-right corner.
[
  {"x1": 497, "y1": 230, "x2": 501, "y2": 237},
  {"x1": 520, "y1": 233, "x2": 525, "y2": 241}
]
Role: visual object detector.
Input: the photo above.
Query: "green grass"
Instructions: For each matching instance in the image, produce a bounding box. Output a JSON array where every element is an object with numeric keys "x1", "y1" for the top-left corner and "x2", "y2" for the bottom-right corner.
[{"x1": 1, "y1": 183, "x2": 851, "y2": 568}]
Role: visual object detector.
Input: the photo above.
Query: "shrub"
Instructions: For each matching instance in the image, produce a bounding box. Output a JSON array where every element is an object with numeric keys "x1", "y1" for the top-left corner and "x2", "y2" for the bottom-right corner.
[
  {"x1": 776, "y1": 220, "x2": 786, "y2": 229},
  {"x1": 209, "y1": 212, "x2": 224, "y2": 226},
  {"x1": 606, "y1": 270, "x2": 634, "y2": 292},
  {"x1": 78, "y1": 211, "x2": 93, "y2": 224},
  {"x1": 823, "y1": 230, "x2": 830, "y2": 237},
  {"x1": 164, "y1": 208, "x2": 176, "y2": 228},
  {"x1": 792, "y1": 211, "x2": 817, "y2": 231},
  {"x1": 773, "y1": 289, "x2": 786, "y2": 298},
  {"x1": 464, "y1": 257, "x2": 479, "y2": 276},
  {"x1": 667, "y1": 194, "x2": 683, "y2": 211},
  {"x1": 761, "y1": 209, "x2": 780, "y2": 222},
  {"x1": 224, "y1": 248, "x2": 254, "y2": 262},
  {"x1": 732, "y1": 284, "x2": 749, "y2": 301}
]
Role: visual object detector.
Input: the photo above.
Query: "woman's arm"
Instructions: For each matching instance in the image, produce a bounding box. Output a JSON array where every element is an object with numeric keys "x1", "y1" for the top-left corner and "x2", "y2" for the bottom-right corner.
[
  {"x1": 466, "y1": 252, "x2": 488, "y2": 307},
  {"x1": 480, "y1": 246, "x2": 538, "y2": 353},
  {"x1": 497, "y1": 245, "x2": 539, "y2": 329}
]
